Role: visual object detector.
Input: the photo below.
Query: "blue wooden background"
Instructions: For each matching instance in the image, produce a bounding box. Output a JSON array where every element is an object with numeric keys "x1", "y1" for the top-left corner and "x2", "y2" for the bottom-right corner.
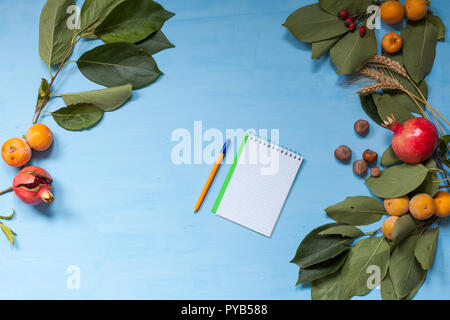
[{"x1": 0, "y1": 0, "x2": 448, "y2": 299}]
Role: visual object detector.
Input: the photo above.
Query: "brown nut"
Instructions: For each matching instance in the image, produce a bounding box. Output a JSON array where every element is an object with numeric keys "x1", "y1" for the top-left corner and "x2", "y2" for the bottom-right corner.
[
  {"x1": 363, "y1": 149, "x2": 378, "y2": 163},
  {"x1": 371, "y1": 166, "x2": 380, "y2": 177},
  {"x1": 354, "y1": 120, "x2": 369, "y2": 136},
  {"x1": 353, "y1": 160, "x2": 368, "y2": 177},
  {"x1": 334, "y1": 145, "x2": 352, "y2": 163}
]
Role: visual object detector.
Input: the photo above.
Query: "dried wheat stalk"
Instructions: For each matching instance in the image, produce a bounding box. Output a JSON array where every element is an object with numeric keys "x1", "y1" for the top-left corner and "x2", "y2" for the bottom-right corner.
[
  {"x1": 367, "y1": 54, "x2": 409, "y2": 78},
  {"x1": 357, "y1": 67, "x2": 404, "y2": 95}
]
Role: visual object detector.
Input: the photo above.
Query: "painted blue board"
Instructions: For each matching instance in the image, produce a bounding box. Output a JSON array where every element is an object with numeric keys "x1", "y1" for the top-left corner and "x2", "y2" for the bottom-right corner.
[{"x1": 0, "y1": 0, "x2": 448, "y2": 299}]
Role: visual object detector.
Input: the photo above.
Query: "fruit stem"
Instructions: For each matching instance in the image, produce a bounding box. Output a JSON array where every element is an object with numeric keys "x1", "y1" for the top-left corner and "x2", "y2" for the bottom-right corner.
[
  {"x1": 365, "y1": 227, "x2": 381, "y2": 237},
  {"x1": 0, "y1": 187, "x2": 13, "y2": 196},
  {"x1": 33, "y1": 36, "x2": 82, "y2": 124}
]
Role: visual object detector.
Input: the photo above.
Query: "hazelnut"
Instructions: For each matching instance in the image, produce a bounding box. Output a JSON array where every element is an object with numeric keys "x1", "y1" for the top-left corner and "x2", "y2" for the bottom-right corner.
[
  {"x1": 334, "y1": 145, "x2": 352, "y2": 163},
  {"x1": 353, "y1": 160, "x2": 368, "y2": 177},
  {"x1": 354, "y1": 120, "x2": 369, "y2": 136},
  {"x1": 371, "y1": 166, "x2": 381, "y2": 177},
  {"x1": 363, "y1": 149, "x2": 378, "y2": 163}
]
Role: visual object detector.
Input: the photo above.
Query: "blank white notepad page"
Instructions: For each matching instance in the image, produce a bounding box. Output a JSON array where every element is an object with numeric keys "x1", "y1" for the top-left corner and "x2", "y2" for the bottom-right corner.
[{"x1": 213, "y1": 135, "x2": 303, "y2": 237}]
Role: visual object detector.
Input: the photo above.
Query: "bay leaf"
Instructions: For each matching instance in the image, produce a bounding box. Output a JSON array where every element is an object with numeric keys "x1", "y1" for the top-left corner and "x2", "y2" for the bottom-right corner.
[
  {"x1": 311, "y1": 36, "x2": 341, "y2": 60},
  {"x1": 39, "y1": 0, "x2": 76, "y2": 66},
  {"x1": 0, "y1": 209, "x2": 15, "y2": 220},
  {"x1": 427, "y1": 11, "x2": 445, "y2": 40},
  {"x1": 364, "y1": 163, "x2": 428, "y2": 199},
  {"x1": 402, "y1": 18, "x2": 438, "y2": 83},
  {"x1": 137, "y1": 30, "x2": 175, "y2": 55},
  {"x1": 325, "y1": 196, "x2": 385, "y2": 226},
  {"x1": 330, "y1": 29, "x2": 377, "y2": 74},
  {"x1": 36, "y1": 78, "x2": 50, "y2": 113},
  {"x1": 415, "y1": 226, "x2": 439, "y2": 270},
  {"x1": 381, "y1": 145, "x2": 401, "y2": 167},
  {"x1": 61, "y1": 84, "x2": 132, "y2": 111},
  {"x1": 80, "y1": 0, "x2": 126, "y2": 34},
  {"x1": 77, "y1": 42, "x2": 162, "y2": 89},
  {"x1": 52, "y1": 103, "x2": 104, "y2": 131},
  {"x1": 296, "y1": 251, "x2": 348, "y2": 285},
  {"x1": 360, "y1": 94, "x2": 382, "y2": 126},
  {"x1": 411, "y1": 159, "x2": 439, "y2": 197},
  {"x1": 319, "y1": 0, "x2": 373, "y2": 15},
  {"x1": 0, "y1": 223, "x2": 14, "y2": 244},
  {"x1": 393, "y1": 214, "x2": 423, "y2": 246},
  {"x1": 388, "y1": 80, "x2": 428, "y2": 114},
  {"x1": 319, "y1": 225, "x2": 364, "y2": 238},
  {"x1": 291, "y1": 224, "x2": 351, "y2": 268},
  {"x1": 390, "y1": 234, "x2": 426, "y2": 299},
  {"x1": 373, "y1": 93, "x2": 414, "y2": 124},
  {"x1": 403, "y1": 271, "x2": 426, "y2": 300},
  {"x1": 311, "y1": 271, "x2": 349, "y2": 300},
  {"x1": 381, "y1": 274, "x2": 399, "y2": 300},
  {"x1": 340, "y1": 237, "x2": 390, "y2": 298},
  {"x1": 94, "y1": 0, "x2": 175, "y2": 43},
  {"x1": 283, "y1": 4, "x2": 348, "y2": 43}
]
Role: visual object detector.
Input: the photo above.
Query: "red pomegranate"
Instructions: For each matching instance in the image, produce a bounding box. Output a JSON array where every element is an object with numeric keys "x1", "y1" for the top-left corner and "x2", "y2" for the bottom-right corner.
[
  {"x1": 383, "y1": 115, "x2": 439, "y2": 164},
  {"x1": 13, "y1": 166, "x2": 54, "y2": 205}
]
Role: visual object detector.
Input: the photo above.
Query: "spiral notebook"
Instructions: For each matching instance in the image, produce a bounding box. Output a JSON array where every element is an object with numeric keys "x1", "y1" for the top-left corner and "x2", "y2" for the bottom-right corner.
[{"x1": 212, "y1": 134, "x2": 303, "y2": 237}]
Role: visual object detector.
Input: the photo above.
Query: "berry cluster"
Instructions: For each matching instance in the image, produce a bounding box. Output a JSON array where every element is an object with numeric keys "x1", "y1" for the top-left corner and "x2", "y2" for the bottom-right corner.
[{"x1": 338, "y1": 10, "x2": 367, "y2": 37}]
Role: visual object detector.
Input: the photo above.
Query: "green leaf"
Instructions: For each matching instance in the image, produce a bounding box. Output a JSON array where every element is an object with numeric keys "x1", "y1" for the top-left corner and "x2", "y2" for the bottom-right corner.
[
  {"x1": 360, "y1": 94, "x2": 383, "y2": 126},
  {"x1": 402, "y1": 17, "x2": 438, "y2": 83},
  {"x1": 36, "y1": 78, "x2": 50, "y2": 113},
  {"x1": 283, "y1": 4, "x2": 348, "y2": 43},
  {"x1": 319, "y1": 0, "x2": 373, "y2": 15},
  {"x1": 77, "y1": 42, "x2": 162, "y2": 89},
  {"x1": 61, "y1": 84, "x2": 132, "y2": 112},
  {"x1": 136, "y1": 30, "x2": 175, "y2": 55},
  {"x1": 330, "y1": 29, "x2": 377, "y2": 74},
  {"x1": 412, "y1": 159, "x2": 439, "y2": 197},
  {"x1": 340, "y1": 237, "x2": 390, "y2": 298},
  {"x1": 311, "y1": 37, "x2": 341, "y2": 60},
  {"x1": 311, "y1": 271, "x2": 349, "y2": 300},
  {"x1": 0, "y1": 209, "x2": 15, "y2": 220},
  {"x1": 415, "y1": 226, "x2": 439, "y2": 270},
  {"x1": 427, "y1": 11, "x2": 445, "y2": 40},
  {"x1": 388, "y1": 80, "x2": 428, "y2": 114},
  {"x1": 52, "y1": 103, "x2": 104, "y2": 131},
  {"x1": 319, "y1": 225, "x2": 364, "y2": 238},
  {"x1": 80, "y1": 0, "x2": 126, "y2": 35},
  {"x1": 381, "y1": 274, "x2": 399, "y2": 300},
  {"x1": 39, "y1": 0, "x2": 76, "y2": 66},
  {"x1": 392, "y1": 214, "x2": 424, "y2": 246},
  {"x1": 365, "y1": 163, "x2": 429, "y2": 199},
  {"x1": 373, "y1": 93, "x2": 414, "y2": 124},
  {"x1": 0, "y1": 223, "x2": 14, "y2": 244},
  {"x1": 325, "y1": 196, "x2": 385, "y2": 226},
  {"x1": 403, "y1": 271, "x2": 426, "y2": 300},
  {"x1": 94, "y1": 0, "x2": 175, "y2": 43},
  {"x1": 381, "y1": 145, "x2": 401, "y2": 167},
  {"x1": 390, "y1": 234, "x2": 426, "y2": 299},
  {"x1": 296, "y1": 252, "x2": 348, "y2": 285},
  {"x1": 291, "y1": 224, "x2": 351, "y2": 268},
  {"x1": 438, "y1": 135, "x2": 450, "y2": 156}
]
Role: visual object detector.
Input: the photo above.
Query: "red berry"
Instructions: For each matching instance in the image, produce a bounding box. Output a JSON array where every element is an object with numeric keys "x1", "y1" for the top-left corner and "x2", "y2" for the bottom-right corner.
[
  {"x1": 339, "y1": 10, "x2": 349, "y2": 19},
  {"x1": 359, "y1": 26, "x2": 367, "y2": 37},
  {"x1": 349, "y1": 22, "x2": 356, "y2": 31},
  {"x1": 344, "y1": 17, "x2": 355, "y2": 26}
]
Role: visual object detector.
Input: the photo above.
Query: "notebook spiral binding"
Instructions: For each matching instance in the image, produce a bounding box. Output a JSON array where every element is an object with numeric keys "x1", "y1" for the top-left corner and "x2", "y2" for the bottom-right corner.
[{"x1": 248, "y1": 134, "x2": 303, "y2": 161}]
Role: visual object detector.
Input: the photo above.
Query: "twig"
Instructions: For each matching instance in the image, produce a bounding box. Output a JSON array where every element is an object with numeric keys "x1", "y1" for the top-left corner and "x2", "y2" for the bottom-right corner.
[{"x1": 0, "y1": 187, "x2": 13, "y2": 195}]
